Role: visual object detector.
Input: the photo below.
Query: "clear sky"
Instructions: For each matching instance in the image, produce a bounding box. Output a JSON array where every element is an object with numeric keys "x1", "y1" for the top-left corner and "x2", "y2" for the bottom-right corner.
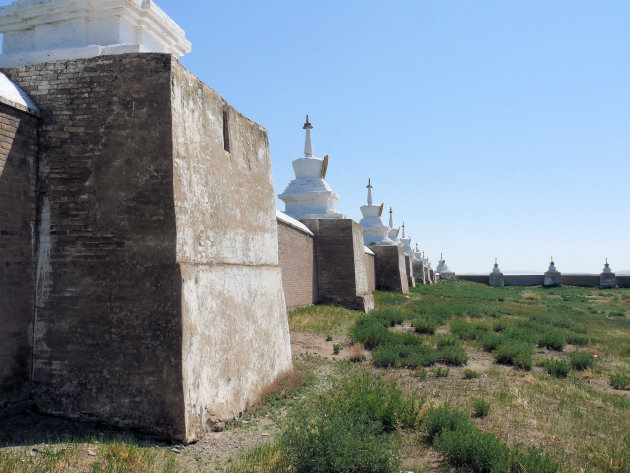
[{"x1": 3, "y1": 0, "x2": 629, "y2": 273}]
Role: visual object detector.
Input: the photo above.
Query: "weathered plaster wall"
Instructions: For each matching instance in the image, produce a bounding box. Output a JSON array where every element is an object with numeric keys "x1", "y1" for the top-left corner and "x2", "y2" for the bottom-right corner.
[
  {"x1": 371, "y1": 245, "x2": 409, "y2": 294},
  {"x1": 2, "y1": 53, "x2": 292, "y2": 442},
  {"x1": 617, "y1": 276, "x2": 630, "y2": 288},
  {"x1": 412, "y1": 261, "x2": 425, "y2": 285},
  {"x1": 301, "y1": 219, "x2": 374, "y2": 312},
  {"x1": 365, "y1": 252, "x2": 375, "y2": 293},
  {"x1": 276, "y1": 219, "x2": 317, "y2": 310},
  {"x1": 171, "y1": 62, "x2": 291, "y2": 442},
  {"x1": 405, "y1": 255, "x2": 415, "y2": 288},
  {"x1": 0, "y1": 103, "x2": 38, "y2": 406}
]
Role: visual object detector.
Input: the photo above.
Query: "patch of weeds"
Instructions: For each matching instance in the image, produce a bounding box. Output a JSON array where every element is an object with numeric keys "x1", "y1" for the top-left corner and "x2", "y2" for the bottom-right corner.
[
  {"x1": 450, "y1": 319, "x2": 490, "y2": 340},
  {"x1": 251, "y1": 362, "x2": 312, "y2": 411},
  {"x1": 463, "y1": 369, "x2": 480, "y2": 379},
  {"x1": 349, "y1": 316, "x2": 394, "y2": 349},
  {"x1": 493, "y1": 340, "x2": 533, "y2": 370},
  {"x1": 569, "y1": 351, "x2": 596, "y2": 371},
  {"x1": 610, "y1": 373, "x2": 630, "y2": 390},
  {"x1": 373, "y1": 307, "x2": 411, "y2": 327},
  {"x1": 422, "y1": 404, "x2": 469, "y2": 441},
  {"x1": 537, "y1": 330, "x2": 567, "y2": 351},
  {"x1": 479, "y1": 332, "x2": 504, "y2": 352},
  {"x1": 435, "y1": 333, "x2": 460, "y2": 348},
  {"x1": 348, "y1": 342, "x2": 366, "y2": 362},
  {"x1": 565, "y1": 332, "x2": 590, "y2": 346},
  {"x1": 435, "y1": 345, "x2": 469, "y2": 366},
  {"x1": 433, "y1": 367, "x2": 450, "y2": 378},
  {"x1": 413, "y1": 316, "x2": 440, "y2": 334},
  {"x1": 492, "y1": 320, "x2": 507, "y2": 332},
  {"x1": 226, "y1": 442, "x2": 288, "y2": 473},
  {"x1": 332, "y1": 344, "x2": 341, "y2": 355},
  {"x1": 544, "y1": 359, "x2": 570, "y2": 378},
  {"x1": 414, "y1": 368, "x2": 428, "y2": 380},
  {"x1": 325, "y1": 334, "x2": 333, "y2": 342},
  {"x1": 472, "y1": 399, "x2": 491, "y2": 418}
]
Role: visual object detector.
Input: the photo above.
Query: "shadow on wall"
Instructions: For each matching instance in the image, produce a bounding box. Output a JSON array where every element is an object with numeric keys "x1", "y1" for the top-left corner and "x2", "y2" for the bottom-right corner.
[{"x1": 0, "y1": 103, "x2": 38, "y2": 408}]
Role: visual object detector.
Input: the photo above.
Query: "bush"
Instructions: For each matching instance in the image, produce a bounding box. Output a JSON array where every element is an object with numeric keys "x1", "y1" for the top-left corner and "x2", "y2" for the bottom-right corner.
[
  {"x1": 405, "y1": 350, "x2": 438, "y2": 368},
  {"x1": 373, "y1": 307, "x2": 409, "y2": 327},
  {"x1": 433, "y1": 367, "x2": 450, "y2": 378},
  {"x1": 544, "y1": 359, "x2": 570, "y2": 378},
  {"x1": 413, "y1": 316, "x2": 439, "y2": 334},
  {"x1": 434, "y1": 423, "x2": 511, "y2": 472},
  {"x1": 371, "y1": 344, "x2": 408, "y2": 368},
  {"x1": 493, "y1": 341, "x2": 533, "y2": 370},
  {"x1": 472, "y1": 399, "x2": 491, "y2": 418},
  {"x1": 610, "y1": 373, "x2": 630, "y2": 390},
  {"x1": 537, "y1": 331, "x2": 566, "y2": 351},
  {"x1": 479, "y1": 332, "x2": 503, "y2": 352},
  {"x1": 565, "y1": 333, "x2": 589, "y2": 346},
  {"x1": 492, "y1": 320, "x2": 507, "y2": 332},
  {"x1": 450, "y1": 320, "x2": 490, "y2": 340},
  {"x1": 435, "y1": 334, "x2": 460, "y2": 348},
  {"x1": 332, "y1": 344, "x2": 341, "y2": 355},
  {"x1": 511, "y1": 446, "x2": 560, "y2": 473},
  {"x1": 503, "y1": 326, "x2": 539, "y2": 344},
  {"x1": 422, "y1": 405, "x2": 469, "y2": 440},
  {"x1": 436, "y1": 345, "x2": 469, "y2": 366},
  {"x1": 349, "y1": 316, "x2": 393, "y2": 349},
  {"x1": 463, "y1": 369, "x2": 480, "y2": 379},
  {"x1": 569, "y1": 351, "x2": 595, "y2": 371},
  {"x1": 414, "y1": 368, "x2": 428, "y2": 380}
]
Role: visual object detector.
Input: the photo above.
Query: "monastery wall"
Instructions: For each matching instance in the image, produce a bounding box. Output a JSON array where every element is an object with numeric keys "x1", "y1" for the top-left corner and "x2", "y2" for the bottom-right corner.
[
  {"x1": 1, "y1": 53, "x2": 292, "y2": 442},
  {"x1": 0, "y1": 102, "x2": 38, "y2": 406},
  {"x1": 457, "y1": 274, "x2": 628, "y2": 288},
  {"x1": 276, "y1": 214, "x2": 317, "y2": 311},
  {"x1": 365, "y1": 250, "x2": 375, "y2": 293}
]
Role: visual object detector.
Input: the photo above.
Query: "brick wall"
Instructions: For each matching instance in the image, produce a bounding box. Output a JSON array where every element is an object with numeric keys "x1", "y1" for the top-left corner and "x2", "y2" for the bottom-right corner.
[
  {"x1": 561, "y1": 275, "x2": 601, "y2": 287},
  {"x1": 365, "y1": 252, "x2": 375, "y2": 293},
  {"x1": 0, "y1": 102, "x2": 38, "y2": 406},
  {"x1": 277, "y1": 220, "x2": 316, "y2": 310},
  {"x1": 371, "y1": 245, "x2": 409, "y2": 294}
]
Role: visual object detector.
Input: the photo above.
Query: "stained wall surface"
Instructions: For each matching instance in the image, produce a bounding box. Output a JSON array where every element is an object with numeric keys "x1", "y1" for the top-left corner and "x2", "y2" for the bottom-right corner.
[
  {"x1": 0, "y1": 102, "x2": 38, "y2": 406},
  {"x1": 2, "y1": 53, "x2": 292, "y2": 442},
  {"x1": 276, "y1": 219, "x2": 317, "y2": 310},
  {"x1": 371, "y1": 245, "x2": 409, "y2": 294},
  {"x1": 365, "y1": 252, "x2": 375, "y2": 293}
]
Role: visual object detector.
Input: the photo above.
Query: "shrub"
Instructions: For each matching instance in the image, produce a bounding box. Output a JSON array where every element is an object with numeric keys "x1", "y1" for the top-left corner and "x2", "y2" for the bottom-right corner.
[
  {"x1": 414, "y1": 316, "x2": 439, "y2": 334},
  {"x1": 435, "y1": 334, "x2": 460, "y2": 348},
  {"x1": 493, "y1": 341, "x2": 533, "y2": 370},
  {"x1": 544, "y1": 359, "x2": 570, "y2": 378},
  {"x1": 434, "y1": 423, "x2": 511, "y2": 472},
  {"x1": 325, "y1": 334, "x2": 333, "y2": 342},
  {"x1": 373, "y1": 307, "x2": 409, "y2": 327},
  {"x1": 433, "y1": 367, "x2": 450, "y2": 378},
  {"x1": 569, "y1": 351, "x2": 595, "y2": 371},
  {"x1": 463, "y1": 369, "x2": 480, "y2": 379},
  {"x1": 422, "y1": 405, "x2": 469, "y2": 440},
  {"x1": 414, "y1": 368, "x2": 428, "y2": 380},
  {"x1": 349, "y1": 316, "x2": 394, "y2": 349},
  {"x1": 565, "y1": 333, "x2": 589, "y2": 346},
  {"x1": 479, "y1": 332, "x2": 503, "y2": 352},
  {"x1": 372, "y1": 344, "x2": 406, "y2": 368},
  {"x1": 436, "y1": 345, "x2": 469, "y2": 366},
  {"x1": 511, "y1": 446, "x2": 560, "y2": 473},
  {"x1": 332, "y1": 344, "x2": 341, "y2": 355},
  {"x1": 502, "y1": 326, "x2": 538, "y2": 344},
  {"x1": 610, "y1": 373, "x2": 630, "y2": 390},
  {"x1": 537, "y1": 331, "x2": 566, "y2": 351},
  {"x1": 492, "y1": 320, "x2": 507, "y2": 332},
  {"x1": 405, "y1": 350, "x2": 438, "y2": 368},
  {"x1": 472, "y1": 399, "x2": 491, "y2": 418},
  {"x1": 450, "y1": 320, "x2": 490, "y2": 340}
]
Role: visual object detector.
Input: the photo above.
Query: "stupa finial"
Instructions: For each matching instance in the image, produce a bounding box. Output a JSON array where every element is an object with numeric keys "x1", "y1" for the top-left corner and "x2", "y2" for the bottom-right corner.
[
  {"x1": 388, "y1": 207, "x2": 394, "y2": 228},
  {"x1": 303, "y1": 114, "x2": 314, "y2": 157},
  {"x1": 441, "y1": 252, "x2": 443, "y2": 260},
  {"x1": 402, "y1": 222, "x2": 406, "y2": 238},
  {"x1": 606, "y1": 257, "x2": 608, "y2": 265},
  {"x1": 495, "y1": 257, "x2": 498, "y2": 265},
  {"x1": 415, "y1": 243, "x2": 419, "y2": 252},
  {"x1": 366, "y1": 178, "x2": 373, "y2": 205}
]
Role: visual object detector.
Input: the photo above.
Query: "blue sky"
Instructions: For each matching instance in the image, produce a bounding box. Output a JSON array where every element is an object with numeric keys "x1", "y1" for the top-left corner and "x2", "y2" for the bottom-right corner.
[{"x1": 3, "y1": 1, "x2": 629, "y2": 273}]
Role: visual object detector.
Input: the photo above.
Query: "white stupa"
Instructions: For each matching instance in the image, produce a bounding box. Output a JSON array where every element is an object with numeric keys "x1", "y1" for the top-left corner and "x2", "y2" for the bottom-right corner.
[
  {"x1": 278, "y1": 116, "x2": 346, "y2": 220},
  {"x1": 543, "y1": 257, "x2": 562, "y2": 287},
  {"x1": 0, "y1": 0, "x2": 191, "y2": 68},
  {"x1": 489, "y1": 258, "x2": 504, "y2": 287},
  {"x1": 387, "y1": 208, "x2": 401, "y2": 245},
  {"x1": 399, "y1": 222, "x2": 415, "y2": 258},
  {"x1": 600, "y1": 258, "x2": 616, "y2": 289},
  {"x1": 436, "y1": 253, "x2": 455, "y2": 279},
  {"x1": 414, "y1": 243, "x2": 423, "y2": 262},
  {"x1": 359, "y1": 179, "x2": 394, "y2": 246}
]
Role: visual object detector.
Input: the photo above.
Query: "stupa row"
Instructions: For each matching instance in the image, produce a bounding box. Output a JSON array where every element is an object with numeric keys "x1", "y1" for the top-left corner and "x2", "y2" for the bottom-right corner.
[{"x1": 278, "y1": 116, "x2": 442, "y2": 287}]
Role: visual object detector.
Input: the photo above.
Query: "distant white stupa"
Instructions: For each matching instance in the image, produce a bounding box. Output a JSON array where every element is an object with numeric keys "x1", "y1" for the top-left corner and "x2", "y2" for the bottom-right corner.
[
  {"x1": 359, "y1": 179, "x2": 394, "y2": 246},
  {"x1": 600, "y1": 258, "x2": 616, "y2": 289},
  {"x1": 543, "y1": 257, "x2": 562, "y2": 287},
  {"x1": 399, "y1": 222, "x2": 415, "y2": 257},
  {"x1": 436, "y1": 253, "x2": 455, "y2": 280},
  {"x1": 388, "y1": 208, "x2": 401, "y2": 245},
  {"x1": 278, "y1": 115, "x2": 346, "y2": 220},
  {"x1": 489, "y1": 258, "x2": 504, "y2": 287}
]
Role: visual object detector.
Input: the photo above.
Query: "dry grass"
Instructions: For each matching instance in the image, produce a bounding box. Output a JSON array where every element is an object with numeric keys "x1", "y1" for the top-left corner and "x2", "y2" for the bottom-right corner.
[
  {"x1": 348, "y1": 343, "x2": 366, "y2": 362},
  {"x1": 522, "y1": 290, "x2": 542, "y2": 301},
  {"x1": 288, "y1": 304, "x2": 361, "y2": 336},
  {"x1": 249, "y1": 362, "x2": 311, "y2": 411}
]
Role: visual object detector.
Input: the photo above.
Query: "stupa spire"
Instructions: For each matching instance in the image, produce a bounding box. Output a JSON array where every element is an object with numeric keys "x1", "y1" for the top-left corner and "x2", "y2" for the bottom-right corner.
[
  {"x1": 366, "y1": 178, "x2": 373, "y2": 205},
  {"x1": 415, "y1": 243, "x2": 420, "y2": 252},
  {"x1": 303, "y1": 115, "x2": 314, "y2": 157},
  {"x1": 389, "y1": 207, "x2": 394, "y2": 228},
  {"x1": 402, "y1": 222, "x2": 406, "y2": 238}
]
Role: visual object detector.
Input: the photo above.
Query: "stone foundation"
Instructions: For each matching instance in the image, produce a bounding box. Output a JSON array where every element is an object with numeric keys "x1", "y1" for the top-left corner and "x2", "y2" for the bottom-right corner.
[
  {"x1": 302, "y1": 218, "x2": 374, "y2": 312},
  {"x1": 370, "y1": 245, "x2": 409, "y2": 294}
]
